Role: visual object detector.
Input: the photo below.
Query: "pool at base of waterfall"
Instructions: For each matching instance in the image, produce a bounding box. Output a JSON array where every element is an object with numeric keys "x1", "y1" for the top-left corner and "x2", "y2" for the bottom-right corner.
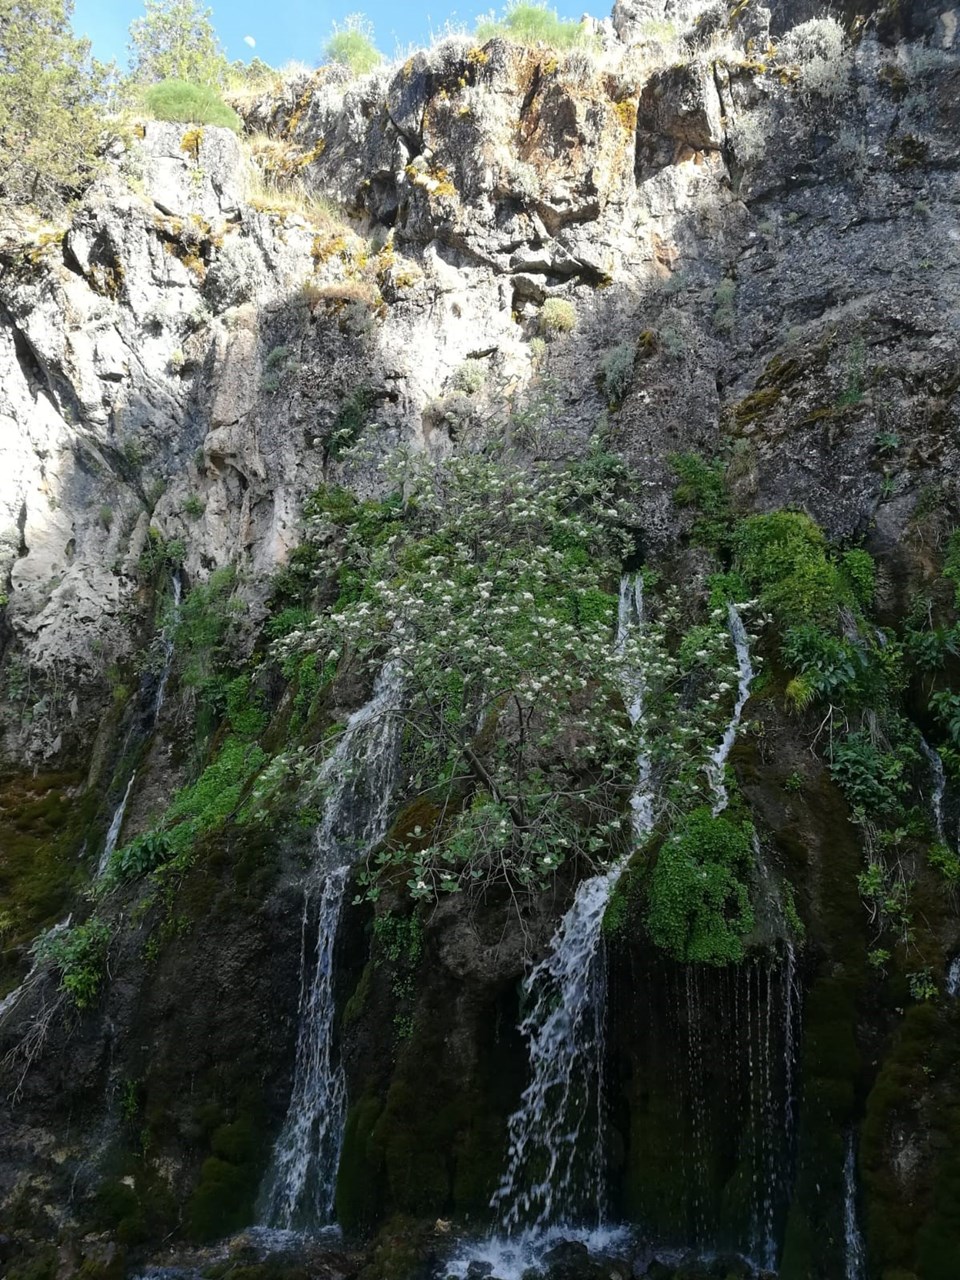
[{"x1": 442, "y1": 1227, "x2": 770, "y2": 1280}]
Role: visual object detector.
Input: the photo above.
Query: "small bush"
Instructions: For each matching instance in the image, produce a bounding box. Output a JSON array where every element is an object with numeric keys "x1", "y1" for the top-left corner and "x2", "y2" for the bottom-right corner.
[
  {"x1": 452, "y1": 359, "x2": 487, "y2": 394},
  {"x1": 324, "y1": 14, "x2": 382, "y2": 75},
  {"x1": 598, "y1": 343, "x2": 635, "y2": 404},
  {"x1": 42, "y1": 920, "x2": 112, "y2": 1009},
  {"x1": 476, "y1": 3, "x2": 593, "y2": 50},
  {"x1": 646, "y1": 807, "x2": 755, "y2": 965},
  {"x1": 142, "y1": 80, "x2": 241, "y2": 131},
  {"x1": 539, "y1": 297, "x2": 576, "y2": 337},
  {"x1": 734, "y1": 511, "x2": 852, "y2": 626},
  {"x1": 779, "y1": 17, "x2": 851, "y2": 101}
]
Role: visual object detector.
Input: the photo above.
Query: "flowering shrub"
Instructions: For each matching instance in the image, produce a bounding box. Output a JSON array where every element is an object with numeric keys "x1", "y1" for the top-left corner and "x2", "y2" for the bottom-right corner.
[{"x1": 275, "y1": 450, "x2": 753, "y2": 902}]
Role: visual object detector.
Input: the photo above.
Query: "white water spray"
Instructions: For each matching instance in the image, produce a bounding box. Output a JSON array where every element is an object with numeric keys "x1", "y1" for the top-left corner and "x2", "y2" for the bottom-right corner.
[
  {"x1": 844, "y1": 1133, "x2": 866, "y2": 1280},
  {"x1": 258, "y1": 661, "x2": 403, "y2": 1229},
  {"x1": 153, "y1": 571, "x2": 183, "y2": 718},
  {"x1": 919, "y1": 736, "x2": 947, "y2": 843},
  {"x1": 486, "y1": 574, "x2": 654, "y2": 1239},
  {"x1": 707, "y1": 604, "x2": 754, "y2": 816},
  {"x1": 947, "y1": 956, "x2": 960, "y2": 998},
  {"x1": 98, "y1": 773, "x2": 136, "y2": 876}
]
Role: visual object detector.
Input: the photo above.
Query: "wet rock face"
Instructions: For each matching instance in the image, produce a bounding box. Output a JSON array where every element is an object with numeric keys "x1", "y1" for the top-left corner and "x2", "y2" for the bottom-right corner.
[{"x1": 1, "y1": 2, "x2": 960, "y2": 1272}]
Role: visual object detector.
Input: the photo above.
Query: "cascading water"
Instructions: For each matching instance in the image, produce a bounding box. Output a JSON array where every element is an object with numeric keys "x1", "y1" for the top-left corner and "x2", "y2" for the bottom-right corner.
[
  {"x1": 919, "y1": 736, "x2": 947, "y2": 843},
  {"x1": 481, "y1": 575, "x2": 654, "y2": 1248},
  {"x1": 98, "y1": 773, "x2": 137, "y2": 876},
  {"x1": 153, "y1": 570, "x2": 183, "y2": 717},
  {"x1": 947, "y1": 956, "x2": 960, "y2": 998},
  {"x1": 707, "y1": 604, "x2": 754, "y2": 816},
  {"x1": 97, "y1": 572, "x2": 183, "y2": 876},
  {"x1": 258, "y1": 661, "x2": 403, "y2": 1230},
  {"x1": 843, "y1": 1133, "x2": 866, "y2": 1280}
]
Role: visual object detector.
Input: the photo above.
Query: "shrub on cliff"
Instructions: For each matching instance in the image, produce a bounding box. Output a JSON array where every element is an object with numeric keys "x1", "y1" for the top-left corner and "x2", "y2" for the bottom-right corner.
[
  {"x1": 476, "y1": 2, "x2": 593, "y2": 50},
  {"x1": 142, "y1": 78, "x2": 241, "y2": 129},
  {"x1": 0, "y1": 0, "x2": 109, "y2": 213},
  {"x1": 323, "y1": 13, "x2": 382, "y2": 75}
]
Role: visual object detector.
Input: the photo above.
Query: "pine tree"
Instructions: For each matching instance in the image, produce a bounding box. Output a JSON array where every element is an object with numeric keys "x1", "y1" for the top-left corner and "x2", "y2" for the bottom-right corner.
[
  {"x1": 128, "y1": 0, "x2": 227, "y2": 87},
  {"x1": 0, "y1": 0, "x2": 107, "y2": 212}
]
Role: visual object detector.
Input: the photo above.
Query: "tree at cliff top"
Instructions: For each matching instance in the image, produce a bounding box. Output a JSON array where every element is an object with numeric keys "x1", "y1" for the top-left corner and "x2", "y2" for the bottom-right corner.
[
  {"x1": 0, "y1": 0, "x2": 109, "y2": 213},
  {"x1": 128, "y1": 0, "x2": 227, "y2": 87}
]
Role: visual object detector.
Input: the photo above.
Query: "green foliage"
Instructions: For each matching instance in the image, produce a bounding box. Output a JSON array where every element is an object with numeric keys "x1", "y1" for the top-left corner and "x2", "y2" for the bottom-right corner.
[
  {"x1": 645, "y1": 807, "x2": 755, "y2": 965},
  {"x1": 108, "y1": 829, "x2": 172, "y2": 881},
  {"x1": 598, "y1": 343, "x2": 635, "y2": 405},
  {"x1": 329, "y1": 387, "x2": 375, "y2": 458},
  {"x1": 943, "y1": 530, "x2": 960, "y2": 608},
  {"x1": 931, "y1": 690, "x2": 960, "y2": 748},
  {"x1": 907, "y1": 967, "x2": 938, "y2": 1001},
  {"x1": 42, "y1": 919, "x2": 111, "y2": 1008},
  {"x1": 452, "y1": 359, "x2": 487, "y2": 395},
  {"x1": 174, "y1": 566, "x2": 244, "y2": 720},
  {"x1": 712, "y1": 276, "x2": 736, "y2": 332},
  {"x1": 830, "y1": 729, "x2": 916, "y2": 822},
  {"x1": 903, "y1": 622, "x2": 959, "y2": 671},
  {"x1": 164, "y1": 737, "x2": 267, "y2": 854},
  {"x1": 670, "y1": 452, "x2": 729, "y2": 548},
  {"x1": 138, "y1": 528, "x2": 185, "y2": 578},
  {"x1": 373, "y1": 913, "x2": 424, "y2": 966},
  {"x1": 278, "y1": 452, "x2": 643, "y2": 901},
  {"x1": 782, "y1": 625, "x2": 867, "y2": 709},
  {"x1": 539, "y1": 297, "x2": 577, "y2": 336},
  {"x1": 182, "y1": 493, "x2": 205, "y2": 518},
  {"x1": 476, "y1": 3, "x2": 593, "y2": 50},
  {"x1": 224, "y1": 674, "x2": 267, "y2": 739},
  {"x1": 734, "y1": 511, "x2": 857, "y2": 626},
  {"x1": 0, "y1": 0, "x2": 108, "y2": 213},
  {"x1": 110, "y1": 737, "x2": 267, "y2": 883},
  {"x1": 141, "y1": 78, "x2": 240, "y2": 128},
  {"x1": 323, "y1": 13, "x2": 382, "y2": 75},
  {"x1": 128, "y1": 0, "x2": 228, "y2": 87},
  {"x1": 841, "y1": 548, "x2": 875, "y2": 608},
  {"x1": 929, "y1": 842, "x2": 960, "y2": 886}
]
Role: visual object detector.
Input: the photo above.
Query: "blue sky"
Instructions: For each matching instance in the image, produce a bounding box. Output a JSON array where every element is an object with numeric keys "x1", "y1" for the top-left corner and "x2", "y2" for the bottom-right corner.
[{"x1": 73, "y1": 0, "x2": 605, "y2": 70}]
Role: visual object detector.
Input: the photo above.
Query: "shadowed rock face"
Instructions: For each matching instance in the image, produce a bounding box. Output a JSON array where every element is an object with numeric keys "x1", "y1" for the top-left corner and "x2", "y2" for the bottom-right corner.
[{"x1": 1, "y1": 4, "x2": 960, "y2": 1277}]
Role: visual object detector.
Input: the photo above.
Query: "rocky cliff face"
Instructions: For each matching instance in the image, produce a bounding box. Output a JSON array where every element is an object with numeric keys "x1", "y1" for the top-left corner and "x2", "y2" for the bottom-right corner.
[{"x1": 2, "y1": 4, "x2": 960, "y2": 1279}]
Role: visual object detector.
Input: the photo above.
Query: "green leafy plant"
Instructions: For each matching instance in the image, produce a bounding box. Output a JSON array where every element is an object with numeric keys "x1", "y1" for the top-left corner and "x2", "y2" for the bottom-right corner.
[
  {"x1": 128, "y1": 0, "x2": 228, "y2": 86},
  {"x1": 142, "y1": 79, "x2": 240, "y2": 129},
  {"x1": 323, "y1": 13, "x2": 381, "y2": 74},
  {"x1": 539, "y1": 297, "x2": 576, "y2": 337},
  {"x1": 42, "y1": 920, "x2": 112, "y2": 1009},
  {"x1": 598, "y1": 343, "x2": 635, "y2": 406},
  {"x1": 646, "y1": 807, "x2": 756, "y2": 965},
  {"x1": 476, "y1": 2, "x2": 593, "y2": 49},
  {"x1": 670, "y1": 452, "x2": 729, "y2": 549}
]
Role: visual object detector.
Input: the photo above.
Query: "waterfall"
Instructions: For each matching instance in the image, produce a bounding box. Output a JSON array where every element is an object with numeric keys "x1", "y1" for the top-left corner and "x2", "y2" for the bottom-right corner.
[
  {"x1": 258, "y1": 660, "x2": 403, "y2": 1230},
  {"x1": 153, "y1": 570, "x2": 183, "y2": 717},
  {"x1": 844, "y1": 1134, "x2": 866, "y2": 1280},
  {"x1": 488, "y1": 573, "x2": 654, "y2": 1237},
  {"x1": 919, "y1": 736, "x2": 947, "y2": 843},
  {"x1": 97, "y1": 572, "x2": 183, "y2": 876},
  {"x1": 98, "y1": 773, "x2": 136, "y2": 876},
  {"x1": 707, "y1": 603, "x2": 754, "y2": 816},
  {"x1": 947, "y1": 956, "x2": 960, "y2": 998}
]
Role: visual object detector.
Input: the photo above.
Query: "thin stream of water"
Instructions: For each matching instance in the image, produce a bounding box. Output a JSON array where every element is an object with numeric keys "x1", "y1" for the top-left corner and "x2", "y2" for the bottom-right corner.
[{"x1": 258, "y1": 661, "x2": 403, "y2": 1229}]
